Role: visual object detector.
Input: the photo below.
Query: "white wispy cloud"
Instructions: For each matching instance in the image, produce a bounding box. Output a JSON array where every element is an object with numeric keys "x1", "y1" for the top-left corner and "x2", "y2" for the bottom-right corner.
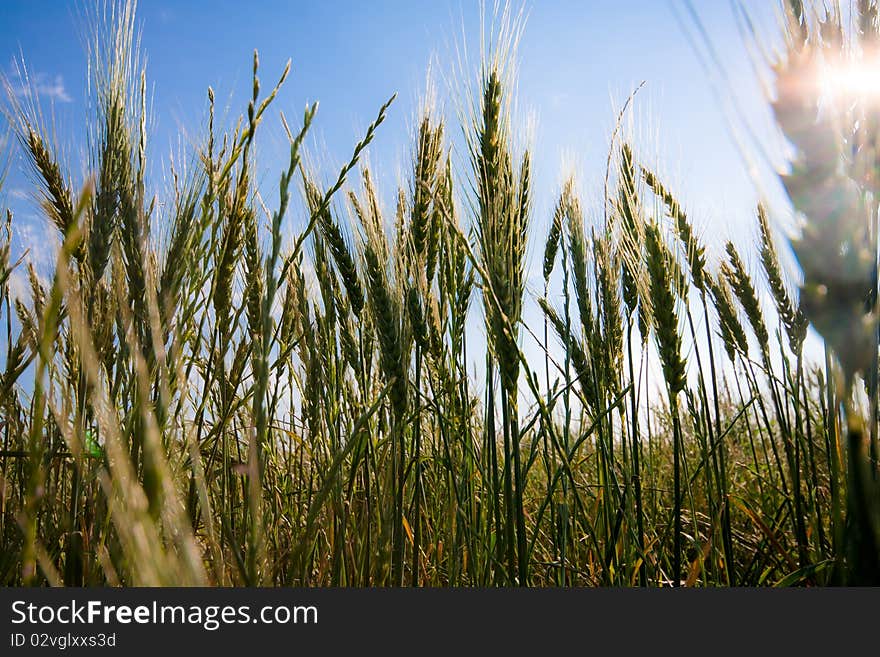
[
  {"x1": 8, "y1": 268, "x2": 29, "y2": 304},
  {"x1": 8, "y1": 69, "x2": 72, "y2": 103},
  {"x1": 14, "y1": 218, "x2": 61, "y2": 275}
]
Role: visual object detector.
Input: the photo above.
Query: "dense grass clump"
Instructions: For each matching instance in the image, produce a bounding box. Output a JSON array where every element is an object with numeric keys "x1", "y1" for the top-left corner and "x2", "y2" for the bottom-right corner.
[{"x1": 0, "y1": 0, "x2": 877, "y2": 586}]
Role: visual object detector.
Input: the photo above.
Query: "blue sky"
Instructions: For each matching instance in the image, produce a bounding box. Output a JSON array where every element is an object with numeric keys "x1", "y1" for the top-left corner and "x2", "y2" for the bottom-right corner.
[
  {"x1": 0, "y1": 1, "x2": 795, "y2": 384},
  {"x1": 1, "y1": 1, "x2": 785, "y2": 252}
]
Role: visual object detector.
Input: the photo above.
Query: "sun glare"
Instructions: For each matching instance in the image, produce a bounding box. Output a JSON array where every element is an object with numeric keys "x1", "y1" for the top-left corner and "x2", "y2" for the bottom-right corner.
[{"x1": 820, "y1": 57, "x2": 880, "y2": 101}]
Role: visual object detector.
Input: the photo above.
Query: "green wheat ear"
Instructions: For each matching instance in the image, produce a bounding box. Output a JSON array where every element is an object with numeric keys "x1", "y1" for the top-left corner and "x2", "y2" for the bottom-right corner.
[
  {"x1": 644, "y1": 222, "x2": 685, "y2": 395},
  {"x1": 542, "y1": 187, "x2": 565, "y2": 283},
  {"x1": 756, "y1": 203, "x2": 807, "y2": 352},
  {"x1": 642, "y1": 166, "x2": 706, "y2": 292},
  {"x1": 724, "y1": 241, "x2": 770, "y2": 358}
]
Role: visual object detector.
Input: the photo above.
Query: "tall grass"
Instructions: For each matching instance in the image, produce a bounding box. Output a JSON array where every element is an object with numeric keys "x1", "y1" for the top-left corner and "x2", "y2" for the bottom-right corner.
[{"x1": 0, "y1": 0, "x2": 876, "y2": 586}]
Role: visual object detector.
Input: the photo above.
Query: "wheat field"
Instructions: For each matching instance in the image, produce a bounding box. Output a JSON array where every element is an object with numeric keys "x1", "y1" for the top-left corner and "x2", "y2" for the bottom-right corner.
[{"x1": 0, "y1": 0, "x2": 878, "y2": 587}]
